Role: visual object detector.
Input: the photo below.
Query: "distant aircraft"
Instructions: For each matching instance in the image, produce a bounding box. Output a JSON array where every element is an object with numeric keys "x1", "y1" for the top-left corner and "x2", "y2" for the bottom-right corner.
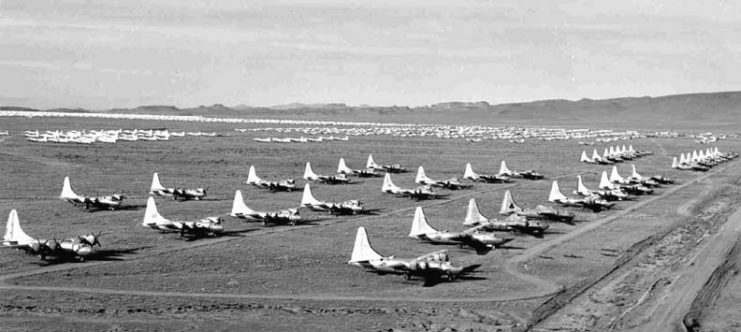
[
  {"x1": 499, "y1": 190, "x2": 575, "y2": 223},
  {"x1": 231, "y1": 190, "x2": 301, "y2": 225},
  {"x1": 337, "y1": 158, "x2": 380, "y2": 177},
  {"x1": 60, "y1": 177, "x2": 126, "y2": 211},
  {"x1": 497, "y1": 161, "x2": 544, "y2": 180},
  {"x1": 246, "y1": 165, "x2": 296, "y2": 192},
  {"x1": 382, "y1": 173, "x2": 448, "y2": 200},
  {"x1": 300, "y1": 183, "x2": 365, "y2": 215},
  {"x1": 580, "y1": 149, "x2": 614, "y2": 165},
  {"x1": 601, "y1": 170, "x2": 653, "y2": 195},
  {"x1": 463, "y1": 163, "x2": 510, "y2": 183},
  {"x1": 627, "y1": 164, "x2": 673, "y2": 186},
  {"x1": 366, "y1": 154, "x2": 409, "y2": 173},
  {"x1": 409, "y1": 207, "x2": 513, "y2": 254},
  {"x1": 415, "y1": 166, "x2": 472, "y2": 190},
  {"x1": 142, "y1": 197, "x2": 223, "y2": 237},
  {"x1": 548, "y1": 180, "x2": 614, "y2": 212},
  {"x1": 463, "y1": 198, "x2": 549, "y2": 235},
  {"x1": 671, "y1": 154, "x2": 709, "y2": 172},
  {"x1": 348, "y1": 227, "x2": 480, "y2": 286},
  {"x1": 575, "y1": 175, "x2": 629, "y2": 201},
  {"x1": 149, "y1": 172, "x2": 207, "y2": 200},
  {"x1": 2, "y1": 210, "x2": 100, "y2": 261},
  {"x1": 304, "y1": 162, "x2": 352, "y2": 184}
]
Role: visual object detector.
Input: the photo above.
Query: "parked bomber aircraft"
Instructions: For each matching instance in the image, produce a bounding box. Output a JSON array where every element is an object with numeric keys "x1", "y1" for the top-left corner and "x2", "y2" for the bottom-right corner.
[
  {"x1": 499, "y1": 190, "x2": 575, "y2": 223},
  {"x1": 60, "y1": 177, "x2": 126, "y2": 211},
  {"x1": 580, "y1": 149, "x2": 614, "y2": 165},
  {"x1": 463, "y1": 163, "x2": 510, "y2": 183},
  {"x1": 246, "y1": 165, "x2": 296, "y2": 192},
  {"x1": 366, "y1": 154, "x2": 409, "y2": 173},
  {"x1": 231, "y1": 190, "x2": 301, "y2": 225},
  {"x1": 2, "y1": 210, "x2": 101, "y2": 261},
  {"x1": 409, "y1": 207, "x2": 513, "y2": 254},
  {"x1": 548, "y1": 181, "x2": 614, "y2": 212},
  {"x1": 601, "y1": 170, "x2": 653, "y2": 195},
  {"x1": 348, "y1": 227, "x2": 480, "y2": 286},
  {"x1": 463, "y1": 198, "x2": 549, "y2": 235},
  {"x1": 142, "y1": 197, "x2": 223, "y2": 237},
  {"x1": 497, "y1": 161, "x2": 544, "y2": 180},
  {"x1": 415, "y1": 166, "x2": 472, "y2": 190},
  {"x1": 627, "y1": 164, "x2": 673, "y2": 186},
  {"x1": 337, "y1": 158, "x2": 380, "y2": 177},
  {"x1": 304, "y1": 162, "x2": 352, "y2": 184},
  {"x1": 575, "y1": 175, "x2": 630, "y2": 201},
  {"x1": 300, "y1": 183, "x2": 365, "y2": 215},
  {"x1": 382, "y1": 174, "x2": 448, "y2": 200},
  {"x1": 149, "y1": 172, "x2": 207, "y2": 200}
]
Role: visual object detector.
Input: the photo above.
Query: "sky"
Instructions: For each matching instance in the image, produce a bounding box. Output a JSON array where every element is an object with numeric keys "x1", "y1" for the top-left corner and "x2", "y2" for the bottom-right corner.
[{"x1": 1, "y1": 0, "x2": 740, "y2": 109}]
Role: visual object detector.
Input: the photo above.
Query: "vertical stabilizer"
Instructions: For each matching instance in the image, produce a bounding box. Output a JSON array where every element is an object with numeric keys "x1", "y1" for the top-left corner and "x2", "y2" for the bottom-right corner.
[
  {"x1": 4, "y1": 209, "x2": 34, "y2": 245},
  {"x1": 60, "y1": 176, "x2": 81, "y2": 200},
  {"x1": 609, "y1": 146, "x2": 616, "y2": 157},
  {"x1": 603, "y1": 148, "x2": 610, "y2": 160},
  {"x1": 464, "y1": 163, "x2": 477, "y2": 179},
  {"x1": 610, "y1": 166, "x2": 624, "y2": 184},
  {"x1": 464, "y1": 198, "x2": 489, "y2": 226},
  {"x1": 337, "y1": 158, "x2": 353, "y2": 174},
  {"x1": 576, "y1": 175, "x2": 592, "y2": 196},
  {"x1": 599, "y1": 171, "x2": 614, "y2": 189},
  {"x1": 247, "y1": 166, "x2": 262, "y2": 184},
  {"x1": 303, "y1": 162, "x2": 318, "y2": 180},
  {"x1": 692, "y1": 150, "x2": 699, "y2": 162},
  {"x1": 672, "y1": 157, "x2": 679, "y2": 169},
  {"x1": 548, "y1": 181, "x2": 567, "y2": 202},
  {"x1": 366, "y1": 154, "x2": 377, "y2": 169},
  {"x1": 592, "y1": 149, "x2": 601, "y2": 161},
  {"x1": 629, "y1": 145, "x2": 635, "y2": 153},
  {"x1": 409, "y1": 206, "x2": 438, "y2": 237},
  {"x1": 499, "y1": 161, "x2": 512, "y2": 175},
  {"x1": 499, "y1": 190, "x2": 523, "y2": 214},
  {"x1": 415, "y1": 166, "x2": 428, "y2": 184},
  {"x1": 580, "y1": 150, "x2": 590, "y2": 162},
  {"x1": 631, "y1": 164, "x2": 642, "y2": 179},
  {"x1": 382, "y1": 173, "x2": 397, "y2": 192},
  {"x1": 301, "y1": 183, "x2": 322, "y2": 206},
  {"x1": 3, "y1": 210, "x2": 13, "y2": 243},
  {"x1": 150, "y1": 172, "x2": 166, "y2": 192},
  {"x1": 348, "y1": 227, "x2": 383, "y2": 263},
  {"x1": 231, "y1": 190, "x2": 256, "y2": 216},
  {"x1": 680, "y1": 153, "x2": 687, "y2": 164},
  {"x1": 143, "y1": 197, "x2": 169, "y2": 226}
]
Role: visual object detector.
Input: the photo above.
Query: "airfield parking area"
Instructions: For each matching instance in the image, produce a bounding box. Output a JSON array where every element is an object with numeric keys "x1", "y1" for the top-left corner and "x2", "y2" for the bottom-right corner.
[{"x1": 1, "y1": 114, "x2": 740, "y2": 331}]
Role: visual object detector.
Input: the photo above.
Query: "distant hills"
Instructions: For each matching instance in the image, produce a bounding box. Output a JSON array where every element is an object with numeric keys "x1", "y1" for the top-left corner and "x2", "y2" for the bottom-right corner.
[{"x1": 2, "y1": 91, "x2": 740, "y2": 130}]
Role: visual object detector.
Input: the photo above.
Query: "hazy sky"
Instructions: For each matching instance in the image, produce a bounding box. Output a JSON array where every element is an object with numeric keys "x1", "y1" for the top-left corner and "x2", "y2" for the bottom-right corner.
[{"x1": 1, "y1": 0, "x2": 740, "y2": 109}]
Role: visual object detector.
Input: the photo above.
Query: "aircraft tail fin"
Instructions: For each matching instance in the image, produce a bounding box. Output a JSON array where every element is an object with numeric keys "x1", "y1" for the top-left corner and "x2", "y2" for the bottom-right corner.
[
  {"x1": 672, "y1": 157, "x2": 679, "y2": 169},
  {"x1": 231, "y1": 190, "x2": 256, "y2": 216},
  {"x1": 631, "y1": 164, "x2": 642, "y2": 179},
  {"x1": 415, "y1": 166, "x2": 429, "y2": 184},
  {"x1": 5, "y1": 209, "x2": 35, "y2": 245},
  {"x1": 382, "y1": 173, "x2": 398, "y2": 192},
  {"x1": 303, "y1": 162, "x2": 318, "y2": 180},
  {"x1": 499, "y1": 160, "x2": 512, "y2": 175},
  {"x1": 592, "y1": 149, "x2": 601, "y2": 161},
  {"x1": 60, "y1": 176, "x2": 81, "y2": 200},
  {"x1": 366, "y1": 154, "x2": 377, "y2": 169},
  {"x1": 409, "y1": 206, "x2": 438, "y2": 237},
  {"x1": 464, "y1": 198, "x2": 489, "y2": 226},
  {"x1": 337, "y1": 158, "x2": 353, "y2": 174},
  {"x1": 548, "y1": 180, "x2": 567, "y2": 202},
  {"x1": 576, "y1": 175, "x2": 592, "y2": 196},
  {"x1": 3, "y1": 210, "x2": 13, "y2": 243},
  {"x1": 150, "y1": 172, "x2": 166, "y2": 192},
  {"x1": 580, "y1": 150, "x2": 590, "y2": 162},
  {"x1": 301, "y1": 183, "x2": 322, "y2": 206},
  {"x1": 463, "y1": 163, "x2": 477, "y2": 179},
  {"x1": 599, "y1": 171, "x2": 613, "y2": 189},
  {"x1": 348, "y1": 227, "x2": 383, "y2": 263},
  {"x1": 610, "y1": 166, "x2": 624, "y2": 184},
  {"x1": 143, "y1": 197, "x2": 169, "y2": 226},
  {"x1": 499, "y1": 190, "x2": 523, "y2": 214},
  {"x1": 247, "y1": 165, "x2": 262, "y2": 184}
]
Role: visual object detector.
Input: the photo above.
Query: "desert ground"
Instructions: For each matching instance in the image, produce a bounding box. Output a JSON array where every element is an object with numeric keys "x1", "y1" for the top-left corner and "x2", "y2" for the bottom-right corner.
[{"x1": 1, "y1": 104, "x2": 740, "y2": 331}]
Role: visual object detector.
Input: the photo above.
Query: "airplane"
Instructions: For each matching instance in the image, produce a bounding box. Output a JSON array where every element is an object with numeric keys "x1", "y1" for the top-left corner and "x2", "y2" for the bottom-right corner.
[
  {"x1": 149, "y1": 172, "x2": 207, "y2": 200},
  {"x1": 60, "y1": 177, "x2": 126, "y2": 211},
  {"x1": 300, "y1": 183, "x2": 365, "y2": 215},
  {"x1": 337, "y1": 158, "x2": 380, "y2": 177},
  {"x1": 497, "y1": 161, "x2": 544, "y2": 180},
  {"x1": 671, "y1": 154, "x2": 710, "y2": 172},
  {"x1": 463, "y1": 198, "x2": 549, "y2": 235},
  {"x1": 627, "y1": 164, "x2": 673, "y2": 185},
  {"x1": 499, "y1": 190, "x2": 575, "y2": 223},
  {"x1": 246, "y1": 165, "x2": 296, "y2": 192},
  {"x1": 348, "y1": 227, "x2": 480, "y2": 286},
  {"x1": 2, "y1": 210, "x2": 101, "y2": 261},
  {"x1": 463, "y1": 163, "x2": 510, "y2": 183},
  {"x1": 382, "y1": 173, "x2": 448, "y2": 200},
  {"x1": 575, "y1": 175, "x2": 630, "y2": 201},
  {"x1": 304, "y1": 162, "x2": 352, "y2": 184},
  {"x1": 231, "y1": 190, "x2": 301, "y2": 225},
  {"x1": 142, "y1": 197, "x2": 223, "y2": 237},
  {"x1": 415, "y1": 166, "x2": 472, "y2": 190},
  {"x1": 548, "y1": 180, "x2": 614, "y2": 212},
  {"x1": 600, "y1": 170, "x2": 653, "y2": 195},
  {"x1": 366, "y1": 154, "x2": 409, "y2": 173},
  {"x1": 409, "y1": 206, "x2": 513, "y2": 254},
  {"x1": 580, "y1": 149, "x2": 614, "y2": 165}
]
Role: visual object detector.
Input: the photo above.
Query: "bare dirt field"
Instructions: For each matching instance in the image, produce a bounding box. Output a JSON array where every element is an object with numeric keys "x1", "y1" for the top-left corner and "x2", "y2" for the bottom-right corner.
[{"x1": 1, "y1": 112, "x2": 740, "y2": 331}]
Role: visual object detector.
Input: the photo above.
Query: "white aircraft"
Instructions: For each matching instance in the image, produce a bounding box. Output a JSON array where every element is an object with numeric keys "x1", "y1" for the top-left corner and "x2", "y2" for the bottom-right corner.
[
  {"x1": 300, "y1": 183, "x2": 365, "y2": 215},
  {"x1": 499, "y1": 190, "x2": 575, "y2": 223},
  {"x1": 497, "y1": 161, "x2": 544, "y2": 180},
  {"x1": 415, "y1": 166, "x2": 472, "y2": 190},
  {"x1": 463, "y1": 198, "x2": 549, "y2": 235},
  {"x1": 409, "y1": 207, "x2": 513, "y2": 254},
  {"x1": 382, "y1": 173, "x2": 448, "y2": 200},
  {"x1": 549, "y1": 180, "x2": 614, "y2": 212},
  {"x1": 463, "y1": 163, "x2": 510, "y2": 183},
  {"x1": 366, "y1": 154, "x2": 409, "y2": 173},
  {"x1": 601, "y1": 170, "x2": 653, "y2": 195},
  {"x1": 337, "y1": 158, "x2": 380, "y2": 177},
  {"x1": 580, "y1": 149, "x2": 614, "y2": 165},
  {"x1": 142, "y1": 197, "x2": 223, "y2": 237},
  {"x1": 60, "y1": 177, "x2": 126, "y2": 211},
  {"x1": 575, "y1": 175, "x2": 629, "y2": 201},
  {"x1": 2, "y1": 210, "x2": 100, "y2": 261},
  {"x1": 246, "y1": 165, "x2": 296, "y2": 192},
  {"x1": 304, "y1": 162, "x2": 352, "y2": 184},
  {"x1": 149, "y1": 172, "x2": 207, "y2": 200},
  {"x1": 231, "y1": 190, "x2": 301, "y2": 225},
  {"x1": 348, "y1": 227, "x2": 480, "y2": 286},
  {"x1": 626, "y1": 164, "x2": 673, "y2": 185}
]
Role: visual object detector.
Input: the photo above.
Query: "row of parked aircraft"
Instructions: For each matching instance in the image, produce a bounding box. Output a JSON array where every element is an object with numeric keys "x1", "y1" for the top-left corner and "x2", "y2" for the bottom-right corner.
[
  {"x1": 671, "y1": 147, "x2": 737, "y2": 171},
  {"x1": 22, "y1": 129, "x2": 216, "y2": 144},
  {"x1": 253, "y1": 136, "x2": 349, "y2": 143},
  {"x1": 580, "y1": 145, "x2": 652, "y2": 165}
]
